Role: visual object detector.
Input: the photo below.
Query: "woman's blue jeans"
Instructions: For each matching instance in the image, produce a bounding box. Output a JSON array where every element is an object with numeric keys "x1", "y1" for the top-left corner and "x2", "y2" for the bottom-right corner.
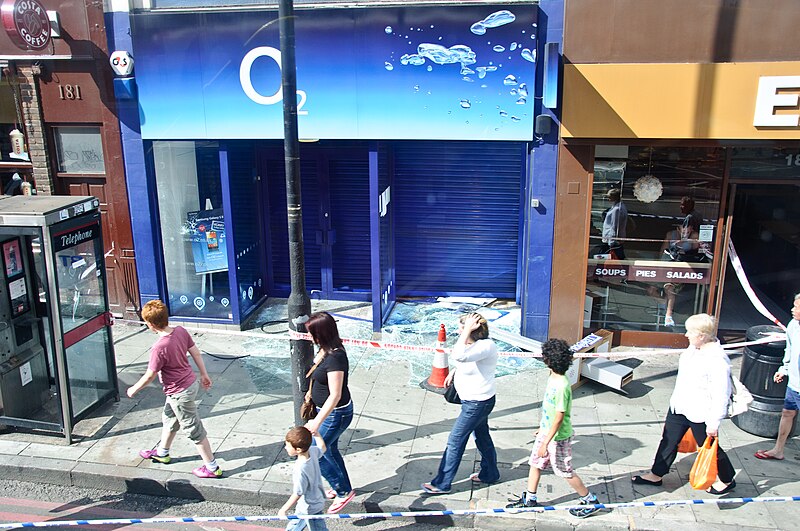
[
  {"x1": 431, "y1": 395, "x2": 499, "y2": 491},
  {"x1": 316, "y1": 401, "x2": 354, "y2": 497}
]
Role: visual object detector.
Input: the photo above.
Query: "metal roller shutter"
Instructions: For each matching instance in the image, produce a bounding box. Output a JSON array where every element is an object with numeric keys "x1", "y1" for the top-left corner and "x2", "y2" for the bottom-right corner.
[
  {"x1": 330, "y1": 157, "x2": 371, "y2": 292},
  {"x1": 265, "y1": 157, "x2": 322, "y2": 294},
  {"x1": 393, "y1": 141, "x2": 524, "y2": 297}
]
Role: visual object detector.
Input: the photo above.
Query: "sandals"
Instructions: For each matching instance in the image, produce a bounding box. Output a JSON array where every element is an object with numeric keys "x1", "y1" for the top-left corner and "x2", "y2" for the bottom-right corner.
[
  {"x1": 327, "y1": 490, "x2": 356, "y2": 514},
  {"x1": 420, "y1": 482, "x2": 451, "y2": 495},
  {"x1": 754, "y1": 450, "x2": 784, "y2": 460},
  {"x1": 469, "y1": 472, "x2": 498, "y2": 485}
]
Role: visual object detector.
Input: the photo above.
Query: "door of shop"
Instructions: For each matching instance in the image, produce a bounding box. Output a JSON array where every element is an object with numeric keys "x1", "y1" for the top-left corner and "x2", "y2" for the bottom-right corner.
[
  {"x1": 260, "y1": 144, "x2": 371, "y2": 300},
  {"x1": 717, "y1": 182, "x2": 800, "y2": 331}
]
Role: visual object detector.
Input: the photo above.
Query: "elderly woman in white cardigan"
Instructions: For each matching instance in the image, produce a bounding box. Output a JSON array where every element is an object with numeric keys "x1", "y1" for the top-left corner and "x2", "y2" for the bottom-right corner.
[{"x1": 632, "y1": 313, "x2": 737, "y2": 495}]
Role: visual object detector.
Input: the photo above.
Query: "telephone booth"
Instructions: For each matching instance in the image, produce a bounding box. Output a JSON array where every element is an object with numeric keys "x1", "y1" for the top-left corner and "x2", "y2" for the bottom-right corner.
[{"x1": 0, "y1": 195, "x2": 117, "y2": 444}]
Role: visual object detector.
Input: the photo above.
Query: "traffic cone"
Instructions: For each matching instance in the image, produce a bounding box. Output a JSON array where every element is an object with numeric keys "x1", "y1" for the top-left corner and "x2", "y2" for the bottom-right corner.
[{"x1": 420, "y1": 324, "x2": 449, "y2": 393}]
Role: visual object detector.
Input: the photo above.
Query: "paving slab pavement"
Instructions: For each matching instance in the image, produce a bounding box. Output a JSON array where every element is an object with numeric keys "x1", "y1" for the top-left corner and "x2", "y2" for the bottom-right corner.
[{"x1": 0, "y1": 301, "x2": 799, "y2": 530}]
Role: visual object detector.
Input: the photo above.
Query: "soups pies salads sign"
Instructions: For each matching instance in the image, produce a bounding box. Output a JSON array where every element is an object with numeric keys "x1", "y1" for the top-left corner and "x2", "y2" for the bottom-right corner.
[{"x1": 2, "y1": 0, "x2": 51, "y2": 50}]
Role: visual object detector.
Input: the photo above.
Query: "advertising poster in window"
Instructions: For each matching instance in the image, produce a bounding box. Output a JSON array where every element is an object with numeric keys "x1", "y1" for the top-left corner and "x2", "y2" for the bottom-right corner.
[
  {"x1": 186, "y1": 209, "x2": 228, "y2": 274},
  {"x1": 3, "y1": 239, "x2": 22, "y2": 277}
]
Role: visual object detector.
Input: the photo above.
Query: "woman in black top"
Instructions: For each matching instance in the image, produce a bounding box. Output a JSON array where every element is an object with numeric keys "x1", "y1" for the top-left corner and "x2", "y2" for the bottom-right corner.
[{"x1": 304, "y1": 312, "x2": 355, "y2": 514}]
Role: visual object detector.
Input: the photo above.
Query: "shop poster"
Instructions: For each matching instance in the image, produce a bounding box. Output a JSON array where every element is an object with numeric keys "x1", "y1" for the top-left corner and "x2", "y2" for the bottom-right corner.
[{"x1": 186, "y1": 209, "x2": 229, "y2": 274}]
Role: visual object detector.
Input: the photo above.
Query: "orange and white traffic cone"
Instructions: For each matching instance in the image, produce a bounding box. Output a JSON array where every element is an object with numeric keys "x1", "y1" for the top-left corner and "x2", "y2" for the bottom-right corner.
[{"x1": 420, "y1": 324, "x2": 449, "y2": 393}]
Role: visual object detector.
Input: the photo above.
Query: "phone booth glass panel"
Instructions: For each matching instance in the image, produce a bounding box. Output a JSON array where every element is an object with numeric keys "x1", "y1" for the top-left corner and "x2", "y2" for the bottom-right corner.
[{"x1": 0, "y1": 196, "x2": 118, "y2": 443}]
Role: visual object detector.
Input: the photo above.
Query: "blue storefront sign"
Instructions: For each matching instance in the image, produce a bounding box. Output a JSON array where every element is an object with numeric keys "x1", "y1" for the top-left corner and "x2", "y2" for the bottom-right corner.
[{"x1": 132, "y1": 5, "x2": 538, "y2": 141}]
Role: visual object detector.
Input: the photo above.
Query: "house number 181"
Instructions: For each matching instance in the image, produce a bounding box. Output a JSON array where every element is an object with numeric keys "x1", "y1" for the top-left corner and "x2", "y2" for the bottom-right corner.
[{"x1": 58, "y1": 85, "x2": 82, "y2": 100}]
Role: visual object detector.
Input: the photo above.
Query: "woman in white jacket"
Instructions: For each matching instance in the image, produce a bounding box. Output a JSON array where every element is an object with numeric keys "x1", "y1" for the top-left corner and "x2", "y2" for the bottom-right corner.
[
  {"x1": 632, "y1": 313, "x2": 736, "y2": 495},
  {"x1": 421, "y1": 313, "x2": 500, "y2": 494}
]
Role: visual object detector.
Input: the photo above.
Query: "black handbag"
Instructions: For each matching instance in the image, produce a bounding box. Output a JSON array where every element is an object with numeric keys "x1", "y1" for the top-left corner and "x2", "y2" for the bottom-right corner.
[
  {"x1": 444, "y1": 382, "x2": 461, "y2": 404},
  {"x1": 300, "y1": 354, "x2": 325, "y2": 420}
]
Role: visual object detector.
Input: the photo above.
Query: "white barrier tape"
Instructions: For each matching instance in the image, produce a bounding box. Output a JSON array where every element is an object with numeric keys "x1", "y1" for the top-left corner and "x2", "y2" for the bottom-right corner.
[
  {"x1": 728, "y1": 239, "x2": 786, "y2": 330},
  {"x1": 114, "y1": 319, "x2": 784, "y2": 360},
  {"x1": 1, "y1": 495, "x2": 798, "y2": 528}
]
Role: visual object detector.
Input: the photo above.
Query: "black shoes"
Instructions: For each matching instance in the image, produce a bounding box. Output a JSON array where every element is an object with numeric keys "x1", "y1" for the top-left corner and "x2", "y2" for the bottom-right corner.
[
  {"x1": 706, "y1": 479, "x2": 736, "y2": 495},
  {"x1": 632, "y1": 475, "x2": 663, "y2": 486},
  {"x1": 506, "y1": 492, "x2": 538, "y2": 509}
]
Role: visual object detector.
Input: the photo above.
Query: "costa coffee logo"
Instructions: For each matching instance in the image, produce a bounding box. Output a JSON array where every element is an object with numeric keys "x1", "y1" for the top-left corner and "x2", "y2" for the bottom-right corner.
[{"x1": 1, "y1": 0, "x2": 51, "y2": 51}]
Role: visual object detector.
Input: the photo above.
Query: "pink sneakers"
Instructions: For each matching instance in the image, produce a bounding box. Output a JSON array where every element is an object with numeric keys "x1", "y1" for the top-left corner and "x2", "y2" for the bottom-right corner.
[
  {"x1": 138, "y1": 449, "x2": 171, "y2": 464},
  {"x1": 192, "y1": 465, "x2": 223, "y2": 478}
]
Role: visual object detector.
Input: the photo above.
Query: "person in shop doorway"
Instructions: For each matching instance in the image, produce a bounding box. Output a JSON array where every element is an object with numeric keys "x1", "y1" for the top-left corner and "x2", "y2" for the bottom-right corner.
[
  {"x1": 679, "y1": 196, "x2": 703, "y2": 234},
  {"x1": 127, "y1": 299, "x2": 223, "y2": 479},
  {"x1": 754, "y1": 292, "x2": 800, "y2": 461},
  {"x1": 600, "y1": 188, "x2": 628, "y2": 259}
]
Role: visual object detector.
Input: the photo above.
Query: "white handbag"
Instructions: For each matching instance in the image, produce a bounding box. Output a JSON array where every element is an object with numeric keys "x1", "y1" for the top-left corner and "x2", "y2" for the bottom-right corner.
[{"x1": 728, "y1": 375, "x2": 754, "y2": 418}]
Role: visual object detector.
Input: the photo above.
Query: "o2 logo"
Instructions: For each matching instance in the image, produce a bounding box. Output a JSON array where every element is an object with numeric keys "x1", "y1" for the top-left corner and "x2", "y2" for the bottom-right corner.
[{"x1": 239, "y1": 47, "x2": 308, "y2": 115}]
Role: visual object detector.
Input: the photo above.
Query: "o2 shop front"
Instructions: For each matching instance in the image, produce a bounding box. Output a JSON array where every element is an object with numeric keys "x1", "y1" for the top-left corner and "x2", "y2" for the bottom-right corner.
[{"x1": 116, "y1": 3, "x2": 563, "y2": 337}]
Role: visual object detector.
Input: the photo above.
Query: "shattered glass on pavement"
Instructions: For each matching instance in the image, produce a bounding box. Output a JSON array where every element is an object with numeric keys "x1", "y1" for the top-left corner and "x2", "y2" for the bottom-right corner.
[{"x1": 234, "y1": 298, "x2": 544, "y2": 394}]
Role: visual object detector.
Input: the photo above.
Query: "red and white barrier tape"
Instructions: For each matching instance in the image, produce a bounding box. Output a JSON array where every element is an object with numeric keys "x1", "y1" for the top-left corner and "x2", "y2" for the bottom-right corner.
[
  {"x1": 114, "y1": 319, "x2": 785, "y2": 359},
  {"x1": 728, "y1": 239, "x2": 786, "y2": 330}
]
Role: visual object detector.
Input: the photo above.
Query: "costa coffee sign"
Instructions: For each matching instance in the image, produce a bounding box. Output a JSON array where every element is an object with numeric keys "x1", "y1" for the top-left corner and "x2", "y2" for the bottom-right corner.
[{"x1": 1, "y1": 0, "x2": 51, "y2": 51}]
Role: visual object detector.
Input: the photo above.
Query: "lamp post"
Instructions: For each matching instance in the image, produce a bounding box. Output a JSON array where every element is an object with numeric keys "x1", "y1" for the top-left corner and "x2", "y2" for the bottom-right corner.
[{"x1": 279, "y1": 0, "x2": 313, "y2": 425}]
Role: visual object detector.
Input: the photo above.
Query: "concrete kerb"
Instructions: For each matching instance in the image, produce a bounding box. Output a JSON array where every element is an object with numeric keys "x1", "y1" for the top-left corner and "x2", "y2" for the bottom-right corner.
[{"x1": 0, "y1": 453, "x2": 618, "y2": 530}]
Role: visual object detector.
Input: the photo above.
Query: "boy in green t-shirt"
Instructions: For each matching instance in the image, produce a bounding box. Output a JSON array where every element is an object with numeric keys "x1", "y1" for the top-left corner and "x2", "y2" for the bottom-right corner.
[{"x1": 507, "y1": 339, "x2": 600, "y2": 518}]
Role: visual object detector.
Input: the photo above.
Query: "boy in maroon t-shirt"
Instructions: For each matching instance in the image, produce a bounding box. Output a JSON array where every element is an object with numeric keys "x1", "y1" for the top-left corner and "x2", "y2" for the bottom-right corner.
[{"x1": 127, "y1": 300, "x2": 222, "y2": 478}]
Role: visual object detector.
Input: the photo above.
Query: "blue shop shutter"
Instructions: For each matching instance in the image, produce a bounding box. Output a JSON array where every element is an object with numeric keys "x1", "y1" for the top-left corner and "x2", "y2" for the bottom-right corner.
[
  {"x1": 266, "y1": 157, "x2": 322, "y2": 294},
  {"x1": 393, "y1": 141, "x2": 523, "y2": 297},
  {"x1": 226, "y1": 141, "x2": 266, "y2": 318},
  {"x1": 329, "y1": 156, "x2": 371, "y2": 292}
]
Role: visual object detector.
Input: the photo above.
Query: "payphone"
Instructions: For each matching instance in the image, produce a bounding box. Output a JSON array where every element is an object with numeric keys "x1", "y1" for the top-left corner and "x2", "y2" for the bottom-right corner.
[
  {"x1": 0, "y1": 195, "x2": 118, "y2": 443},
  {"x1": 0, "y1": 234, "x2": 48, "y2": 418}
]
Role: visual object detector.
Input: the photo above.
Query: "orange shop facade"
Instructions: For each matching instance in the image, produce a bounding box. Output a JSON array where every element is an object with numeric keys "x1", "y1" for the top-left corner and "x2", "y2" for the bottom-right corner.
[{"x1": 549, "y1": 58, "x2": 800, "y2": 346}]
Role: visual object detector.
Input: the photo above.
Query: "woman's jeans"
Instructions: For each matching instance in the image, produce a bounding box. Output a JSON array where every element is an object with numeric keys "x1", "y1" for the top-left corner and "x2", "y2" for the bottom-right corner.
[
  {"x1": 316, "y1": 401, "x2": 354, "y2": 497},
  {"x1": 432, "y1": 396, "x2": 499, "y2": 491}
]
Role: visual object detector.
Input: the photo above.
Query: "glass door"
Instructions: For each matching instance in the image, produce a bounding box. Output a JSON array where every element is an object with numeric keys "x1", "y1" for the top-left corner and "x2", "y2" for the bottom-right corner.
[
  {"x1": 718, "y1": 183, "x2": 799, "y2": 330},
  {"x1": 51, "y1": 217, "x2": 117, "y2": 420}
]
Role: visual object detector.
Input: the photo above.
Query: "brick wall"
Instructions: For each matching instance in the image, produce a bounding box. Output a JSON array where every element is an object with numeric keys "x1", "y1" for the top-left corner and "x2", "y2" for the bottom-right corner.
[{"x1": 16, "y1": 65, "x2": 53, "y2": 196}]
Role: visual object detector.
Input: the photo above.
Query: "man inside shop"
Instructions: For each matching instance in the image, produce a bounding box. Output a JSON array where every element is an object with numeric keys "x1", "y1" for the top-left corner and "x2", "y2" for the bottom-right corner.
[{"x1": 599, "y1": 188, "x2": 628, "y2": 259}]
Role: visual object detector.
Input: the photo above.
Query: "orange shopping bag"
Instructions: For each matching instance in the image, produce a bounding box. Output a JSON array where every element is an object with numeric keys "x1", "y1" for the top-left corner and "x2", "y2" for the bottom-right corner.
[
  {"x1": 678, "y1": 429, "x2": 697, "y2": 453},
  {"x1": 689, "y1": 436, "x2": 718, "y2": 490}
]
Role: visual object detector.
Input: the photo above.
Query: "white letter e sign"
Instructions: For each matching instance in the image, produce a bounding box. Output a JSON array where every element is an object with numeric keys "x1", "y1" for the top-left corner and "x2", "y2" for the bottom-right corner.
[{"x1": 753, "y1": 76, "x2": 800, "y2": 127}]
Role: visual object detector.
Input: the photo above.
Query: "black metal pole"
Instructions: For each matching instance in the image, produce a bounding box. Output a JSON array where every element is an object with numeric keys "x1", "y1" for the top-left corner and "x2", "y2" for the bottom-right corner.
[{"x1": 278, "y1": 0, "x2": 313, "y2": 426}]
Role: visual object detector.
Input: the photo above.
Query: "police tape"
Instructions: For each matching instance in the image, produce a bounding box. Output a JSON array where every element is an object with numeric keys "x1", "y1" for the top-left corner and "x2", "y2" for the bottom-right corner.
[
  {"x1": 114, "y1": 319, "x2": 785, "y2": 359},
  {"x1": 728, "y1": 239, "x2": 786, "y2": 330},
  {"x1": 0, "y1": 495, "x2": 798, "y2": 528}
]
